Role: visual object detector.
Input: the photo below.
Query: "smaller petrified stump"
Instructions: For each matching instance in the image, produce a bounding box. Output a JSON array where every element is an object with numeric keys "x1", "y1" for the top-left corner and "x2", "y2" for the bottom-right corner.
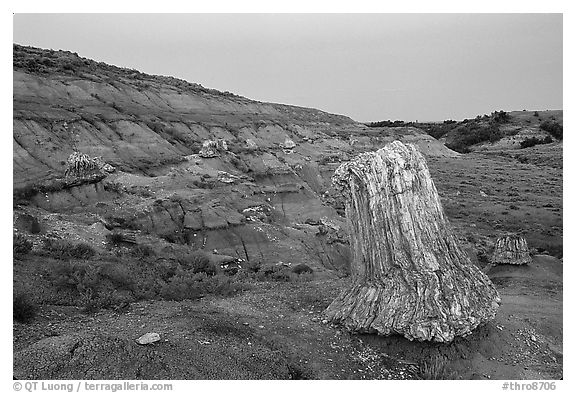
[{"x1": 491, "y1": 234, "x2": 532, "y2": 265}]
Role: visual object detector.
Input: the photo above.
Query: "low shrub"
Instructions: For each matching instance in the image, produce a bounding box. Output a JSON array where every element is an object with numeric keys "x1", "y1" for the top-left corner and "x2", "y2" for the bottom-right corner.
[
  {"x1": 257, "y1": 264, "x2": 299, "y2": 282},
  {"x1": 291, "y1": 264, "x2": 314, "y2": 275},
  {"x1": 520, "y1": 136, "x2": 553, "y2": 149},
  {"x1": 13, "y1": 292, "x2": 37, "y2": 323},
  {"x1": 160, "y1": 233, "x2": 186, "y2": 244},
  {"x1": 540, "y1": 120, "x2": 563, "y2": 140},
  {"x1": 418, "y1": 354, "x2": 456, "y2": 380},
  {"x1": 244, "y1": 259, "x2": 262, "y2": 273},
  {"x1": 129, "y1": 244, "x2": 156, "y2": 259},
  {"x1": 42, "y1": 239, "x2": 96, "y2": 260},
  {"x1": 106, "y1": 232, "x2": 125, "y2": 246},
  {"x1": 159, "y1": 271, "x2": 244, "y2": 301},
  {"x1": 491, "y1": 110, "x2": 510, "y2": 124},
  {"x1": 287, "y1": 362, "x2": 314, "y2": 380},
  {"x1": 50, "y1": 261, "x2": 101, "y2": 293},
  {"x1": 179, "y1": 251, "x2": 216, "y2": 276},
  {"x1": 49, "y1": 261, "x2": 134, "y2": 313},
  {"x1": 14, "y1": 233, "x2": 33, "y2": 255},
  {"x1": 98, "y1": 263, "x2": 136, "y2": 292}
]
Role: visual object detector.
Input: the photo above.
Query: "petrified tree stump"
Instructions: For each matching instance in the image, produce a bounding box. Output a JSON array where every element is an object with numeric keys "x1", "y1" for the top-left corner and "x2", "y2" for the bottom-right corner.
[
  {"x1": 491, "y1": 234, "x2": 532, "y2": 265},
  {"x1": 324, "y1": 141, "x2": 500, "y2": 342}
]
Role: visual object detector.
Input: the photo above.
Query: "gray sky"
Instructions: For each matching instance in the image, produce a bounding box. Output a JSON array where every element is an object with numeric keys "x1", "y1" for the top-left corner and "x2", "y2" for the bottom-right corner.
[{"x1": 13, "y1": 13, "x2": 562, "y2": 122}]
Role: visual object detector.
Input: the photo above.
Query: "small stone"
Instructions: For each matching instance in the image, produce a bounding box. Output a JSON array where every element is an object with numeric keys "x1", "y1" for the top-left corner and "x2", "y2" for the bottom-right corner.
[
  {"x1": 136, "y1": 332, "x2": 160, "y2": 345},
  {"x1": 258, "y1": 325, "x2": 265, "y2": 329},
  {"x1": 530, "y1": 335, "x2": 537, "y2": 342},
  {"x1": 322, "y1": 319, "x2": 329, "y2": 324}
]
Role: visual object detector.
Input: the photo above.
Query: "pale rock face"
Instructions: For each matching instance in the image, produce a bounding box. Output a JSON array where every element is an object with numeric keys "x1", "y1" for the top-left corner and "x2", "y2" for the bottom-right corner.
[
  {"x1": 324, "y1": 140, "x2": 500, "y2": 342},
  {"x1": 491, "y1": 234, "x2": 532, "y2": 265},
  {"x1": 283, "y1": 138, "x2": 296, "y2": 149},
  {"x1": 245, "y1": 138, "x2": 258, "y2": 149},
  {"x1": 199, "y1": 139, "x2": 228, "y2": 158}
]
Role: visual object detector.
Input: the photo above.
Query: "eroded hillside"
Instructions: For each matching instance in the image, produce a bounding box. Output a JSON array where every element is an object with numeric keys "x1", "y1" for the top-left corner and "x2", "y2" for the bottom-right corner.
[{"x1": 13, "y1": 44, "x2": 562, "y2": 380}]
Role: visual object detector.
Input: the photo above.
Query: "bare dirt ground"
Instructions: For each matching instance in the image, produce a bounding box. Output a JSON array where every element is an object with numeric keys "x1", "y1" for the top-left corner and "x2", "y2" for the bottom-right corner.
[{"x1": 13, "y1": 253, "x2": 562, "y2": 380}]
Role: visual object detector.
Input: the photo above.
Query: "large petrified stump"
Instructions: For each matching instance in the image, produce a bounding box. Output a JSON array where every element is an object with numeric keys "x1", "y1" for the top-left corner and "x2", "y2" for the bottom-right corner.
[
  {"x1": 491, "y1": 234, "x2": 532, "y2": 265},
  {"x1": 324, "y1": 141, "x2": 500, "y2": 342}
]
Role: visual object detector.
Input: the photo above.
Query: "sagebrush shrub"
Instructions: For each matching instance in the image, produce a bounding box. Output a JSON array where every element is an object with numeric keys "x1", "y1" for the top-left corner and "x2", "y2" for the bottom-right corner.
[
  {"x1": 49, "y1": 261, "x2": 134, "y2": 313},
  {"x1": 106, "y1": 232, "x2": 126, "y2": 246},
  {"x1": 14, "y1": 233, "x2": 33, "y2": 255},
  {"x1": 292, "y1": 264, "x2": 314, "y2": 275},
  {"x1": 179, "y1": 251, "x2": 216, "y2": 276},
  {"x1": 129, "y1": 244, "x2": 155, "y2": 259},
  {"x1": 13, "y1": 292, "x2": 37, "y2": 323},
  {"x1": 159, "y1": 271, "x2": 244, "y2": 301},
  {"x1": 42, "y1": 238, "x2": 96, "y2": 259},
  {"x1": 418, "y1": 354, "x2": 456, "y2": 380},
  {"x1": 159, "y1": 272, "x2": 208, "y2": 301}
]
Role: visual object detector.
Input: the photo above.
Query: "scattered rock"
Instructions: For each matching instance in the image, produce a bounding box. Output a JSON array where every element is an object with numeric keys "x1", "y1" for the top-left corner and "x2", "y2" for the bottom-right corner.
[
  {"x1": 245, "y1": 138, "x2": 258, "y2": 149},
  {"x1": 135, "y1": 332, "x2": 161, "y2": 345},
  {"x1": 199, "y1": 139, "x2": 228, "y2": 158}
]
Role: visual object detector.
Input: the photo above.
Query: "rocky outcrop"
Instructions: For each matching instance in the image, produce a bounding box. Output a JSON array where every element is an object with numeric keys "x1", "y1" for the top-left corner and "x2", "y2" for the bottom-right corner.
[
  {"x1": 324, "y1": 141, "x2": 500, "y2": 342},
  {"x1": 283, "y1": 138, "x2": 296, "y2": 149},
  {"x1": 491, "y1": 234, "x2": 532, "y2": 265},
  {"x1": 199, "y1": 139, "x2": 228, "y2": 158}
]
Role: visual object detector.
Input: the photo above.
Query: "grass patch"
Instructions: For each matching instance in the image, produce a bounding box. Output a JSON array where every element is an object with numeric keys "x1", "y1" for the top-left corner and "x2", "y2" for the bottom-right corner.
[
  {"x1": 159, "y1": 272, "x2": 245, "y2": 301},
  {"x1": 418, "y1": 353, "x2": 457, "y2": 380},
  {"x1": 520, "y1": 136, "x2": 553, "y2": 149},
  {"x1": 14, "y1": 233, "x2": 33, "y2": 255},
  {"x1": 42, "y1": 238, "x2": 96, "y2": 260},
  {"x1": 178, "y1": 251, "x2": 216, "y2": 276}
]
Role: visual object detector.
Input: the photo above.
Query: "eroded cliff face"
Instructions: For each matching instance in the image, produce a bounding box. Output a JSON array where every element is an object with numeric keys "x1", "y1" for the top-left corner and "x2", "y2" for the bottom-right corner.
[
  {"x1": 13, "y1": 44, "x2": 460, "y2": 276},
  {"x1": 324, "y1": 141, "x2": 500, "y2": 342}
]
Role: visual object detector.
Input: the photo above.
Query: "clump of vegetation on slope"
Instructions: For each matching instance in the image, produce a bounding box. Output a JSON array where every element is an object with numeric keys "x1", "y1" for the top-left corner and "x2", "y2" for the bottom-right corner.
[
  {"x1": 441, "y1": 111, "x2": 510, "y2": 153},
  {"x1": 41, "y1": 238, "x2": 96, "y2": 260},
  {"x1": 540, "y1": 120, "x2": 563, "y2": 140},
  {"x1": 13, "y1": 233, "x2": 33, "y2": 255},
  {"x1": 365, "y1": 111, "x2": 512, "y2": 153},
  {"x1": 18, "y1": 238, "x2": 315, "y2": 315},
  {"x1": 520, "y1": 136, "x2": 553, "y2": 149}
]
